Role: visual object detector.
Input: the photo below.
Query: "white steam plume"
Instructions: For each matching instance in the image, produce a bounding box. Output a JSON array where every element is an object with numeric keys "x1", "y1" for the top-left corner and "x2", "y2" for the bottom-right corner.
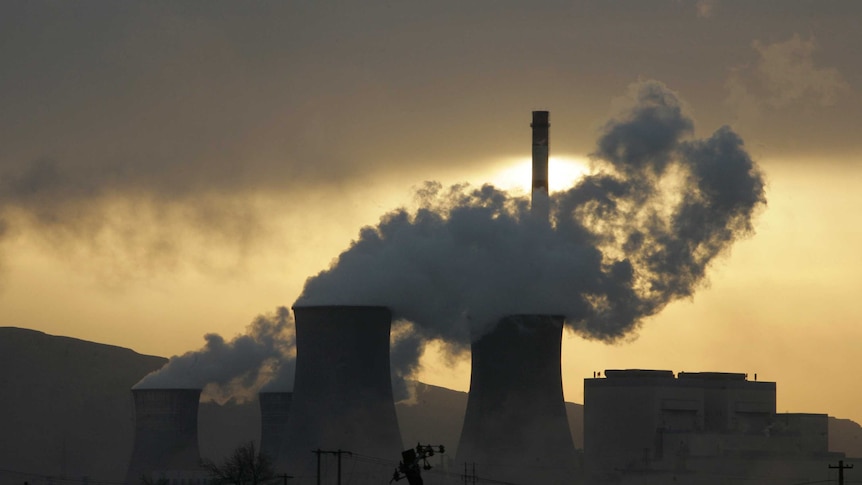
[
  {"x1": 296, "y1": 80, "x2": 766, "y2": 379},
  {"x1": 134, "y1": 307, "x2": 295, "y2": 403}
]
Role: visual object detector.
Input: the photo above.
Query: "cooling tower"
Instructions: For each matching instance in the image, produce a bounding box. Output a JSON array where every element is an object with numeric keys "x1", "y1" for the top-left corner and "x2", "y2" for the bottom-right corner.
[
  {"x1": 282, "y1": 305, "x2": 403, "y2": 481},
  {"x1": 456, "y1": 315, "x2": 578, "y2": 485},
  {"x1": 125, "y1": 388, "x2": 202, "y2": 484},
  {"x1": 258, "y1": 391, "x2": 292, "y2": 465}
]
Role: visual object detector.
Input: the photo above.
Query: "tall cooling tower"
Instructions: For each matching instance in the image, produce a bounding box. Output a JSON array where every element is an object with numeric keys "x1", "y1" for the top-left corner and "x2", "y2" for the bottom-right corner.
[
  {"x1": 456, "y1": 315, "x2": 578, "y2": 485},
  {"x1": 125, "y1": 388, "x2": 202, "y2": 484},
  {"x1": 258, "y1": 392, "x2": 292, "y2": 464},
  {"x1": 282, "y1": 305, "x2": 403, "y2": 481}
]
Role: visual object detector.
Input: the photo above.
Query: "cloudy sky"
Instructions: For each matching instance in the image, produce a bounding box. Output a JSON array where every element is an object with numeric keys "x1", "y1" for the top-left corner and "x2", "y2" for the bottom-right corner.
[{"x1": 2, "y1": 1, "x2": 861, "y2": 424}]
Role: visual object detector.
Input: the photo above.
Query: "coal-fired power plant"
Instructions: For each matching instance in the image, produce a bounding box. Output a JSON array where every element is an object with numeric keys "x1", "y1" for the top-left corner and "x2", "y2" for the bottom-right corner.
[
  {"x1": 112, "y1": 105, "x2": 788, "y2": 484},
  {"x1": 125, "y1": 388, "x2": 203, "y2": 484},
  {"x1": 531, "y1": 110, "x2": 550, "y2": 221},
  {"x1": 258, "y1": 391, "x2": 292, "y2": 467},
  {"x1": 455, "y1": 315, "x2": 578, "y2": 484},
  {"x1": 281, "y1": 305, "x2": 403, "y2": 480}
]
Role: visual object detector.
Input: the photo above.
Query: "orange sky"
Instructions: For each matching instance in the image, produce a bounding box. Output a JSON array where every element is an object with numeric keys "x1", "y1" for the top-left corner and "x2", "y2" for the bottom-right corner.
[{"x1": 1, "y1": 1, "x2": 861, "y2": 425}]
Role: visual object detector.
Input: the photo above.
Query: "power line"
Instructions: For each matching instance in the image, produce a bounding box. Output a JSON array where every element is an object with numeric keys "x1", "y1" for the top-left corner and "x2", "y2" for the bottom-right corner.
[{"x1": 312, "y1": 449, "x2": 353, "y2": 485}]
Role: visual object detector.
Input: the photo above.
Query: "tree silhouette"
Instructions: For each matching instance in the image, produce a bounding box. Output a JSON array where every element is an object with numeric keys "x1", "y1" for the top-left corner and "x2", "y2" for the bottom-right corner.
[{"x1": 201, "y1": 441, "x2": 275, "y2": 485}]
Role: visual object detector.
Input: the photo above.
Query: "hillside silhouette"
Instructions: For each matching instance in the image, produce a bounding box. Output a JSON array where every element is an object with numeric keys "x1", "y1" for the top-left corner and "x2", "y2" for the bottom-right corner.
[
  {"x1": 0, "y1": 327, "x2": 858, "y2": 484},
  {"x1": 0, "y1": 327, "x2": 166, "y2": 482}
]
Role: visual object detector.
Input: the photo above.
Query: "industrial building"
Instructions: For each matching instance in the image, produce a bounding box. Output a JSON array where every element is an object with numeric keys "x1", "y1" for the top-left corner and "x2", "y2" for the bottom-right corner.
[{"x1": 584, "y1": 370, "x2": 846, "y2": 485}]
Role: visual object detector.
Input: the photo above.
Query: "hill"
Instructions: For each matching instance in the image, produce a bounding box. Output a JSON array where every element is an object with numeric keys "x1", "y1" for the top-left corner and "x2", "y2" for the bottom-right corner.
[
  {"x1": 0, "y1": 327, "x2": 167, "y2": 483},
  {"x1": 0, "y1": 327, "x2": 860, "y2": 484},
  {"x1": 395, "y1": 381, "x2": 585, "y2": 451},
  {"x1": 831, "y1": 417, "x2": 862, "y2": 458}
]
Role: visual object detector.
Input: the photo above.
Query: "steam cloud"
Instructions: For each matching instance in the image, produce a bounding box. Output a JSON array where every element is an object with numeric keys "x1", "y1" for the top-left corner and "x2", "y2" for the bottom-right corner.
[
  {"x1": 296, "y1": 81, "x2": 766, "y2": 377},
  {"x1": 135, "y1": 81, "x2": 766, "y2": 402},
  {"x1": 134, "y1": 307, "x2": 296, "y2": 403},
  {"x1": 132, "y1": 306, "x2": 417, "y2": 402}
]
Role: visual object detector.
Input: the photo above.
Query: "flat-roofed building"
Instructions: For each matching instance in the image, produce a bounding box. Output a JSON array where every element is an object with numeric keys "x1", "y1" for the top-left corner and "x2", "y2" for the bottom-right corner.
[{"x1": 584, "y1": 370, "x2": 842, "y2": 485}]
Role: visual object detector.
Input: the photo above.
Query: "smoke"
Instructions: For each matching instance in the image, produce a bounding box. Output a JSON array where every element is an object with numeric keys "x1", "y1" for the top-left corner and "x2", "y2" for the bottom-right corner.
[
  {"x1": 132, "y1": 305, "x2": 420, "y2": 403},
  {"x1": 296, "y1": 80, "x2": 766, "y2": 379},
  {"x1": 389, "y1": 319, "x2": 426, "y2": 403},
  {"x1": 134, "y1": 307, "x2": 296, "y2": 403}
]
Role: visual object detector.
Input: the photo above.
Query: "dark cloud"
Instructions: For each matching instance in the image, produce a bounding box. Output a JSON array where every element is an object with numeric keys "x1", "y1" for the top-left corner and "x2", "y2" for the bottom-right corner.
[
  {"x1": 4, "y1": 0, "x2": 843, "y2": 402},
  {"x1": 0, "y1": 0, "x2": 857, "y2": 281},
  {"x1": 725, "y1": 33, "x2": 852, "y2": 131}
]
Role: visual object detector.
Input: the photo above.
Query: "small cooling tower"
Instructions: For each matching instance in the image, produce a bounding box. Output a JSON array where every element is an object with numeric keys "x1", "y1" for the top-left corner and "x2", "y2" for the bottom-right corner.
[
  {"x1": 125, "y1": 388, "x2": 202, "y2": 484},
  {"x1": 456, "y1": 315, "x2": 578, "y2": 485},
  {"x1": 282, "y1": 305, "x2": 403, "y2": 481},
  {"x1": 258, "y1": 391, "x2": 292, "y2": 464}
]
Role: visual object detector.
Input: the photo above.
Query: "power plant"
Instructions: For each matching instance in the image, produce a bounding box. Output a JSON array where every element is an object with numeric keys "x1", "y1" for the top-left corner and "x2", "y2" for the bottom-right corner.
[
  {"x1": 118, "y1": 112, "x2": 855, "y2": 485},
  {"x1": 455, "y1": 315, "x2": 578, "y2": 484},
  {"x1": 125, "y1": 388, "x2": 204, "y2": 484}
]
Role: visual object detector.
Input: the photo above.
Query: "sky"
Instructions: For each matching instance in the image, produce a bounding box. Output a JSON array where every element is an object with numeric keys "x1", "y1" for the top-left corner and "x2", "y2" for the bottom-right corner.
[{"x1": 1, "y1": 1, "x2": 861, "y2": 424}]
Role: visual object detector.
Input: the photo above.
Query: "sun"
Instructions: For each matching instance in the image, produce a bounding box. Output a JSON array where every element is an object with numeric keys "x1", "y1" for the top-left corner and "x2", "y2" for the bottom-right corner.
[{"x1": 487, "y1": 156, "x2": 591, "y2": 194}]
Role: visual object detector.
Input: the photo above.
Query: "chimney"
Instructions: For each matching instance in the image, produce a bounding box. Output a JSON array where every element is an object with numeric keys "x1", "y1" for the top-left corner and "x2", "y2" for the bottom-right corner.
[
  {"x1": 258, "y1": 391, "x2": 292, "y2": 466},
  {"x1": 282, "y1": 305, "x2": 403, "y2": 480},
  {"x1": 125, "y1": 388, "x2": 203, "y2": 484},
  {"x1": 531, "y1": 111, "x2": 550, "y2": 221},
  {"x1": 456, "y1": 315, "x2": 577, "y2": 484}
]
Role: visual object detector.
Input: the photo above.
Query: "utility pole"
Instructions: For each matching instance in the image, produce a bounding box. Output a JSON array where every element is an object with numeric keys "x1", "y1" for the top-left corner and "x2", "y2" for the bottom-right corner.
[
  {"x1": 314, "y1": 449, "x2": 322, "y2": 485},
  {"x1": 830, "y1": 460, "x2": 854, "y2": 485},
  {"x1": 313, "y1": 448, "x2": 352, "y2": 485},
  {"x1": 461, "y1": 462, "x2": 477, "y2": 485},
  {"x1": 336, "y1": 449, "x2": 344, "y2": 485}
]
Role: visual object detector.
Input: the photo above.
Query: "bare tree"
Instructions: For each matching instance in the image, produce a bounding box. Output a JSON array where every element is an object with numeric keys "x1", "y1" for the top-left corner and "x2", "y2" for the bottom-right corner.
[{"x1": 201, "y1": 441, "x2": 275, "y2": 485}]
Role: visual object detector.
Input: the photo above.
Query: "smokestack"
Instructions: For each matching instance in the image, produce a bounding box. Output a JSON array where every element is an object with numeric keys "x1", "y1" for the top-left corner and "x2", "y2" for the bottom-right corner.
[
  {"x1": 456, "y1": 315, "x2": 577, "y2": 484},
  {"x1": 258, "y1": 391, "x2": 292, "y2": 466},
  {"x1": 125, "y1": 388, "x2": 203, "y2": 484},
  {"x1": 531, "y1": 110, "x2": 550, "y2": 221},
  {"x1": 282, "y1": 305, "x2": 403, "y2": 480}
]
